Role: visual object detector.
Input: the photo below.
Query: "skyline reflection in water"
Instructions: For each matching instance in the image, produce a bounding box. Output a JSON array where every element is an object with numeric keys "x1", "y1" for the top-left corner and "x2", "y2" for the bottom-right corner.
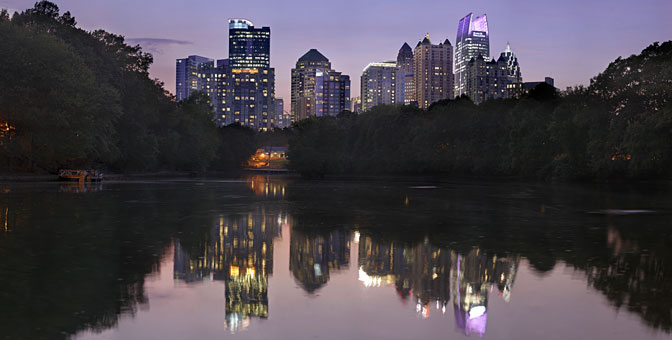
[{"x1": 0, "y1": 177, "x2": 669, "y2": 339}]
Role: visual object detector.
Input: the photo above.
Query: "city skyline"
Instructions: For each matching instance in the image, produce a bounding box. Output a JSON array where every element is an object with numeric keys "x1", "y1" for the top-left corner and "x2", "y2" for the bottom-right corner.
[{"x1": 1, "y1": 0, "x2": 671, "y2": 112}]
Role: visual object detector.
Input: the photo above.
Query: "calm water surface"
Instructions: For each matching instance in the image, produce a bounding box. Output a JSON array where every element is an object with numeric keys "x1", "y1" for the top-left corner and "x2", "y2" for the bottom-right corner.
[{"x1": 0, "y1": 176, "x2": 671, "y2": 339}]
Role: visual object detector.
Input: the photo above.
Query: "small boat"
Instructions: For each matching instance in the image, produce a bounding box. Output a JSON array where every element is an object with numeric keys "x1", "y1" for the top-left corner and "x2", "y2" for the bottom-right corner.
[{"x1": 58, "y1": 169, "x2": 104, "y2": 182}]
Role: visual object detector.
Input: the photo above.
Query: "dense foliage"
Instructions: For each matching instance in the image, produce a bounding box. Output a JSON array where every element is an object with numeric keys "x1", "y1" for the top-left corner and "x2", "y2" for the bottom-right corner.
[
  {"x1": 0, "y1": 2, "x2": 242, "y2": 173},
  {"x1": 289, "y1": 41, "x2": 672, "y2": 180}
]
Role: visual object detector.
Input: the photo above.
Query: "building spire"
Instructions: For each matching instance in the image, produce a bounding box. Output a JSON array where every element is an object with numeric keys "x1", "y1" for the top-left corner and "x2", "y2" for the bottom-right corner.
[
  {"x1": 426, "y1": 33, "x2": 430, "y2": 39},
  {"x1": 505, "y1": 41, "x2": 511, "y2": 53}
]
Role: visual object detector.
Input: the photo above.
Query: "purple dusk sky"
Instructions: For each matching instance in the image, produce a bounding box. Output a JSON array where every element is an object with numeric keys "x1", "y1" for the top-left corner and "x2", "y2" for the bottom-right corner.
[{"x1": 2, "y1": 0, "x2": 671, "y2": 111}]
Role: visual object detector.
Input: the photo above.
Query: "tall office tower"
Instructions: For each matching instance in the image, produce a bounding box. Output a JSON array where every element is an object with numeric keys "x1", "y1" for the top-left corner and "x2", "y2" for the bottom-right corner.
[
  {"x1": 176, "y1": 55, "x2": 215, "y2": 102},
  {"x1": 464, "y1": 55, "x2": 508, "y2": 104},
  {"x1": 397, "y1": 43, "x2": 416, "y2": 105},
  {"x1": 177, "y1": 19, "x2": 275, "y2": 130},
  {"x1": 228, "y1": 18, "x2": 270, "y2": 69},
  {"x1": 291, "y1": 49, "x2": 350, "y2": 121},
  {"x1": 499, "y1": 43, "x2": 523, "y2": 98},
  {"x1": 360, "y1": 62, "x2": 404, "y2": 111},
  {"x1": 455, "y1": 13, "x2": 490, "y2": 98},
  {"x1": 413, "y1": 34, "x2": 454, "y2": 109},
  {"x1": 217, "y1": 19, "x2": 275, "y2": 130}
]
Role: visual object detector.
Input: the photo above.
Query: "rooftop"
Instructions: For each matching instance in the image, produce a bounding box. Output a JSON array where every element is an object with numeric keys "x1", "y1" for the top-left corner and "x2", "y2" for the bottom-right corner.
[{"x1": 298, "y1": 49, "x2": 329, "y2": 63}]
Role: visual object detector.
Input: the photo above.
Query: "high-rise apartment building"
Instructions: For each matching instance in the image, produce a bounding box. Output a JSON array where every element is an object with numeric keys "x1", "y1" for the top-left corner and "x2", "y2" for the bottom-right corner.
[
  {"x1": 464, "y1": 55, "x2": 508, "y2": 104},
  {"x1": 396, "y1": 43, "x2": 416, "y2": 105},
  {"x1": 176, "y1": 55, "x2": 215, "y2": 102},
  {"x1": 360, "y1": 62, "x2": 404, "y2": 111},
  {"x1": 413, "y1": 35, "x2": 454, "y2": 109},
  {"x1": 464, "y1": 43, "x2": 523, "y2": 104},
  {"x1": 221, "y1": 67, "x2": 275, "y2": 128},
  {"x1": 291, "y1": 49, "x2": 350, "y2": 121},
  {"x1": 455, "y1": 13, "x2": 490, "y2": 97}
]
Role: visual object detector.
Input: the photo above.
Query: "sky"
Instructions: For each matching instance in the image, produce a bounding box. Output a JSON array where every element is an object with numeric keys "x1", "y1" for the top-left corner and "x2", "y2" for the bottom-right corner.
[{"x1": 2, "y1": 0, "x2": 671, "y2": 112}]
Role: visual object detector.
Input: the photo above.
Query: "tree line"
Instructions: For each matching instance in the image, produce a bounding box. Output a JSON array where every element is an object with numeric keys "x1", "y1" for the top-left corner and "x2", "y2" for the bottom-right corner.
[
  {"x1": 2, "y1": 2, "x2": 670, "y2": 180},
  {"x1": 288, "y1": 41, "x2": 672, "y2": 180},
  {"x1": 0, "y1": 2, "x2": 276, "y2": 173}
]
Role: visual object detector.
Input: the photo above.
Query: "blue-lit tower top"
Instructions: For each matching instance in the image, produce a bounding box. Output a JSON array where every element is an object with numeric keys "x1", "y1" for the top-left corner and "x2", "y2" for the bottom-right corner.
[{"x1": 455, "y1": 13, "x2": 490, "y2": 97}]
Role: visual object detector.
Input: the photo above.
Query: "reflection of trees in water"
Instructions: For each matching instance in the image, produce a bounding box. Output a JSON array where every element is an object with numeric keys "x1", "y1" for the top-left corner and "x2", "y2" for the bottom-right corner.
[
  {"x1": 563, "y1": 225, "x2": 672, "y2": 332},
  {"x1": 291, "y1": 177, "x2": 672, "y2": 334},
  {"x1": 289, "y1": 228, "x2": 350, "y2": 293},
  {"x1": 0, "y1": 186, "x2": 193, "y2": 339}
]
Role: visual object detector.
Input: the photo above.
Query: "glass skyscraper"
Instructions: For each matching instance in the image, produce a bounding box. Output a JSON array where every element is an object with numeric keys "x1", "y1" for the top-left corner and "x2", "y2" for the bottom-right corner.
[
  {"x1": 396, "y1": 43, "x2": 415, "y2": 105},
  {"x1": 177, "y1": 19, "x2": 276, "y2": 130},
  {"x1": 360, "y1": 62, "x2": 404, "y2": 112},
  {"x1": 291, "y1": 49, "x2": 350, "y2": 122},
  {"x1": 175, "y1": 55, "x2": 215, "y2": 102},
  {"x1": 455, "y1": 13, "x2": 490, "y2": 98},
  {"x1": 228, "y1": 19, "x2": 270, "y2": 69}
]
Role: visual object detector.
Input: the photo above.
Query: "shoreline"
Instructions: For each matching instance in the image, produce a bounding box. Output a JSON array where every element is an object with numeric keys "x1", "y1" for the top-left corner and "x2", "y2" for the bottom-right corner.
[{"x1": 0, "y1": 171, "x2": 669, "y2": 186}]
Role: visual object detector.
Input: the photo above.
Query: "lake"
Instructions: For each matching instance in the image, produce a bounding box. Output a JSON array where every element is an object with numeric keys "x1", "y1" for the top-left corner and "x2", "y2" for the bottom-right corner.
[{"x1": 0, "y1": 176, "x2": 670, "y2": 339}]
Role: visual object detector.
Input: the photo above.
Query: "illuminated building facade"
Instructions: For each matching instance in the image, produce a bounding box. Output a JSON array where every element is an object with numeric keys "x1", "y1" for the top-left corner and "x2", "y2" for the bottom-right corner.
[
  {"x1": 500, "y1": 43, "x2": 523, "y2": 97},
  {"x1": 228, "y1": 19, "x2": 270, "y2": 69},
  {"x1": 396, "y1": 43, "x2": 416, "y2": 105},
  {"x1": 455, "y1": 13, "x2": 490, "y2": 98},
  {"x1": 220, "y1": 67, "x2": 275, "y2": 129},
  {"x1": 291, "y1": 49, "x2": 350, "y2": 121},
  {"x1": 360, "y1": 62, "x2": 404, "y2": 111},
  {"x1": 220, "y1": 19, "x2": 275, "y2": 129},
  {"x1": 413, "y1": 34, "x2": 454, "y2": 109},
  {"x1": 175, "y1": 55, "x2": 216, "y2": 102},
  {"x1": 177, "y1": 19, "x2": 276, "y2": 130}
]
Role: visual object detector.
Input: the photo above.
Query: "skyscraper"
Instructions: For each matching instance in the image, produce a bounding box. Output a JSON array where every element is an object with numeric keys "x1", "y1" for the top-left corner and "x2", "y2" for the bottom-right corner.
[
  {"x1": 223, "y1": 19, "x2": 275, "y2": 129},
  {"x1": 413, "y1": 34, "x2": 454, "y2": 109},
  {"x1": 175, "y1": 55, "x2": 215, "y2": 102},
  {"x1": 465, "y1": 55, "x2": 508, "y2": 104},
  {"x1": 228, "y1": 19, "x2": 270, "y2": 69},
  {"x1": 455, "y1": 13, "x2": 490, "y2": 98},
  {"x1": 291, "y1": 49, "x2": 350, "y2": 121},
  {"x1": 500, "y1": 43, "x2": 523, "y2": 97},
  {"x1": 360, "y1": 62, "x2": 404, "y2": 111},
  {"x1": 396, "y1": 43, "x2": 416, "y2": 105},
  {"x1": 222, "y1": 67, "x2": 276, "y2": 129},
  {"x1": 464, "y1": 43, "x2": 523, "y2": 104},
  {"x1": 177, "y1": 19, "x2": 276, "y2": 130}
]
